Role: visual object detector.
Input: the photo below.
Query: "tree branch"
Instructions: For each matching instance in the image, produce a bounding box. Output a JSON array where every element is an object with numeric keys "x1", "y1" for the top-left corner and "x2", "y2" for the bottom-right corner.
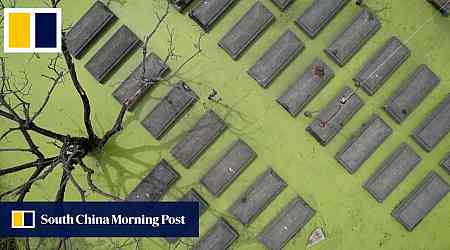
[
  {"x1": 79, "y1": 160, "x2": 123, "y2": 201},
  {"x1": 32, "y1": 55, "x2": 65, "y2": 122},
  {"x1": 99, "y1": 105, "x2": 127, "y2": 147},
  {"x1": 164, "y1": 33, "x2": 204, "y2": 81},
  {"x1": 60, "y1": 38, "x2": 98, "y2": 143},
  {"x1": 0, "y1": 158, "x2": 60, "y2": 201},
  {"x1": 0, "y1": 109, "x2": 67, "y2": 141},
  {"x1": 0, "y1": 127, "x2": 20, "y2": 141},
  {"x1": 55, "y1": 167, "x2": 71, "y2": 203},
  {"x1": 142, "y1": 0, "x2": 170, "y2": 78},
  {"x1": 0, "y1": 148, "x2": 32, "y2": 152},
  {"x1": 0, "y1": 156, "x2": 58, "y2": 176}
]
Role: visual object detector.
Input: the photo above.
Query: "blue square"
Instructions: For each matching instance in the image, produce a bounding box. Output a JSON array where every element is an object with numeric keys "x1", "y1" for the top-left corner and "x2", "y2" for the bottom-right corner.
[
  {"x1": 24, "y1": 212, "x2": 34, "y2": 227},
  {"x1": 35, "y1": 13, "x2": 57, "y2": 48}
]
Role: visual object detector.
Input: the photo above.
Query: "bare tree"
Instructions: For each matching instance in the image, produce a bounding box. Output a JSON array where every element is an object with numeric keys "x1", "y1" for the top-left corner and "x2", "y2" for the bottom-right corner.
[{"x1": 0, "y1": 0, "x2": 203, "y2": 204}]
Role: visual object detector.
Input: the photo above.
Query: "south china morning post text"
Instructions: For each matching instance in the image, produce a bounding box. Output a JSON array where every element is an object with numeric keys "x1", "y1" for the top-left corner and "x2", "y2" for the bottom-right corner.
[
  {"x1": 0, "y1": 202, "x2": 199, "y2": 237},
  {"x1": 40, "y1": 213, "x2": 186, "y2": 227}
]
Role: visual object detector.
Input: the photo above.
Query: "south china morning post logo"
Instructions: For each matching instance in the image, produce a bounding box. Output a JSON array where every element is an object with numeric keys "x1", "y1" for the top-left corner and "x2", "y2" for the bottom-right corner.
[
  {"x1": 3, "y1": 8, "x2": 61, "y2": 53},
  {"x1": 11, "y1": 211, "x2": 185, "y2": 230},
  {"x1": 11, "y1": 210, "x2": 35, "y2": 229},
  {"x1": 1, "y1": 202, "x2": 199, "y2": 237}
]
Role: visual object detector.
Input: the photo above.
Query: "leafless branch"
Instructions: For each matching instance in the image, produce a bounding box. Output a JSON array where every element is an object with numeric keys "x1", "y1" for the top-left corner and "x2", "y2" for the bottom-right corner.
[
  {"x1": 164, "y1": 33, "x2": 205, "y2": 81},
  {"x1": 142, "y1": 0, "x2": 170, "y2": 78},
  {"x1": 79, "y1": 160, "x2": 123, "y2": 201},
  {"x1": 0, "y1": 127, "x2": 20, "y2": 141},
  {"x1": 0, "y1": 148, "x2": 32, "y2": 152},
  {"x1": 0, "y1": 156, "x2": 58, "y2": 176},
  {"x1": 0, "y1": 158, "x2": 60, "y2": 201},
  {"x1": 60, "y1": 39, "x2": 98, "y2": 143},
  {"x1": 32, "y1": 55, "x2": 65, "y2": 121},
  {"x1": 99, "y1": 105, "x2": 127, "y2": 147}
]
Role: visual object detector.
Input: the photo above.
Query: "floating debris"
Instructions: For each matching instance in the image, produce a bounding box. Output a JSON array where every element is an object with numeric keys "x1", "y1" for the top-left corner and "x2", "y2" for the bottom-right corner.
[{"x1": 307, "y1": 227, "x2": 326, "y2": 247}]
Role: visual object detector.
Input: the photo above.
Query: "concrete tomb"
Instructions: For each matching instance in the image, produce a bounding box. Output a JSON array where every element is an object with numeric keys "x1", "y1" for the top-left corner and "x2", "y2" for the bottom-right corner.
[
  {"x1": 296, "y1": 0, "x2": 350, "y2": 38},
  {"x1": 354, "y1": 36, "x2": 410, "y2": 96},
  {"x1": 384, "y1": 65, "x2": 440, "y2": 123},
  {"x1": 219, "y1": 2, "x2": 274, "y2": 60},
  {"x1": 258, "y1": 196, "x2": 315, "y2": 250},
  {"x1": 112, "y1": 53, "x2": 169, "y2": 110},
  {"x1": 85, "y1": 25, "x2": 140, "y2": 82},
  {"x1": 127, "y1": 159, "x2": 179, "y2": 201},
  {"x1": 166, "y1": 188, "x2": 209, "y2": 243},
  {"x1": 171, "y1": 110, "x2": 227, "y2": 168},
  {"x1": 325, "y1": 9, "x2": 381, "y2": 66},
  {"x1": 229, "y1": 168, "x2": 287, "y2": 225},
  {"x1": 336, "y1": 114, "x2": 392, "y2": 174},
  {"x1": 411, "y1": 94, "x2": 450, "y2": 152},
  {"x1": 201, "y1": 139, "x2": 257, "y2": 197},
  {"x1": 277, "y1": 58, "x2": 334, "y2": 117},
  {"x1": 306, "y1": 86, "x2": 364, "y2": 146},
  {"x1": 248, "y1": 30, "x2": 304, "y2": 88},
  {"x1": 192, "y1": 218, "x2": 239, "y2": 250},
  {"x1": 364, "y1": 143, "x2": 421, "y2": 202},
  {"x1": 189, "y1": 0, "x2": 235, "y2": 31},
  {"x1": 392, "y1": 171, "x2": 449, "y2": 231},
  {"x1": 66, "y1": 1, "x2": 116, "y2": 58},
  {"x1": 141, "y1": 82, "x2": 198, "y2": 140}
]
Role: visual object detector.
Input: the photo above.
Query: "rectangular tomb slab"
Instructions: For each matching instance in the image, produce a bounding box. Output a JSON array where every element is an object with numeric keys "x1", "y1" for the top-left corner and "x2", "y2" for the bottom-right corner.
[
  {"x1": 392, "y1": 171, "x2": 449, "y2": 231},
  {"x1": 248, "y1": 30, "x2": 304, "y2": 88},
  {"x1": 277, "y1": 58, "x2": 334, "y2": 117},
  {"x1": 166, "y1": 189, "x2": 209, "y2": 243},
  {"x1": 189, "y1": 0, "x2": 235, "y2": 31},
  {"x1": 411, "y1": 94, "x2": 450, "y2": 152},
  {"x1": 296, "y1": 0, "x2": 350, "y2": 38},
  {"x1": 336, "y1": 114, "x2": 392, "y2": 174},
  {"x1": 201, "y1": 139, "x2": 257, "y2": 197},
  {"x1": 141, "y1": 82, "x2": 198, "y2": 140},
  {"x1": 258, "y1": 196, "x2": 315, "y2": 250},
  {"x1": 364, "y1": 143, "x2": 421, "y2": 202},
  {"x1": 441, "y1": 153, "x2": 450, "y2": 174},
  {"x1": 127, "y1": 159, "x2": 179, "y2": 201},
  {"x1": 384, "y1": 65, "x2": 440, "y2": 124},
  {"x1": 170, "y1": 0, "x2": 194, "y2": 12},
  {"x1": 65, "y1": 1, "x2": 117, "y2": 58},
  {"x1": 112, "y1": 53, "x2": 169, "y2": 111},
  {"x1": 219, "y1": 2, "x2": 274, "y2": 60},
  {"x1": 193, "y1": 218, "x2": 239, "y2": 250},
  {"x1": 306, "y1": 86, "x2": 364, "y2": 146},
  {"x1": 229, "y1": 168, "x2": 287, "y2": 225},
  {"x1": 85, "y1": 25, "x2": 140, "y2": 83},
  {"x1": 325, "y1": 9, "x2": 381, "y2": 66},
  {"x1": 354, "y1": 36, "x2": 411, "y2": 96},
  {"x1": 180, "y1": 189, "x2": 209, "y2": 216},
  {"x1": 427, "y1": 0, "x2": 450, "y2": 16},
  {"x1": 271, "y1": 0, "x2": 293, "y2": 10},
  {"x1": 171, "y1": 110, "x2": 227, "y2": 168}
]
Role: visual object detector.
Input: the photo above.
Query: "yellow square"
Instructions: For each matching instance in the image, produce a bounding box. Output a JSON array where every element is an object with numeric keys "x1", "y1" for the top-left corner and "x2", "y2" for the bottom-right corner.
[
  {"x1": 11, "y1": 211, "x2": 23, "y2": 228},
  {"x1": 8, "y1": 12, "x2": 30, "y2": 48}
]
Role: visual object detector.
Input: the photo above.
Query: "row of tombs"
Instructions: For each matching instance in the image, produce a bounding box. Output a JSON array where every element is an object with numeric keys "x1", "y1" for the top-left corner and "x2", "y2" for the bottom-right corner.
[
  {"x1": 65, "y1": 1, "x2": 318, "y2": 249},
  {"x1": 64, "y1": 0, "x2": 450, "y2": 249}
]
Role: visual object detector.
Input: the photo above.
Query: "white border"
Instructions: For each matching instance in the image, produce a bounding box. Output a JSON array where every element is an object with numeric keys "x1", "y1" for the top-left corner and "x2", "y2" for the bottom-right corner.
[
  {"x1": 11, "y1": 210, "x2": 36, "y2": 229},
  {"x1": 4, "y1": 8, "x2": 61, "y2": 53}
]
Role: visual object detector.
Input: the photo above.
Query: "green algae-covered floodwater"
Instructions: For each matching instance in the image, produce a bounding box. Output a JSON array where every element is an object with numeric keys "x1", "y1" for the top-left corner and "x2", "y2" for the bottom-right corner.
[{"x1": 1, "y1": 0, "x2": 449, "y2": 249}]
